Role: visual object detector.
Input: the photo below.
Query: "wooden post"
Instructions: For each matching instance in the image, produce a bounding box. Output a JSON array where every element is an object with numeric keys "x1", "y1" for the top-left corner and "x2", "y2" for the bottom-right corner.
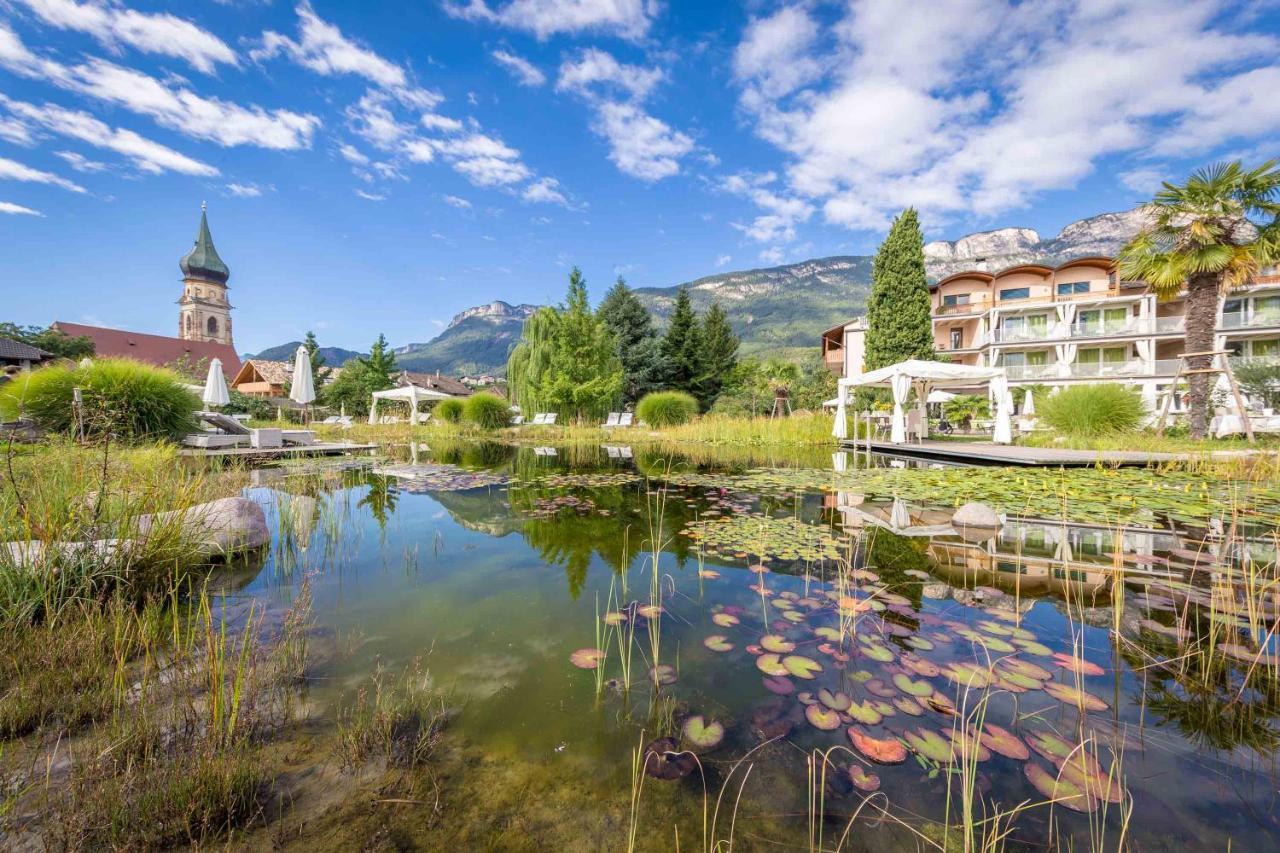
[{"x1": 1219, "y1": 351, "x2": 1255, "y2": 443}]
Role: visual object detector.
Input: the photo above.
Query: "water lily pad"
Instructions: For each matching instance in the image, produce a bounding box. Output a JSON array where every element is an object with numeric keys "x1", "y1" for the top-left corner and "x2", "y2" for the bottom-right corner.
[
  {"x1": 848, "y1": 764, "x2": 881, "y2": 791},
  {"x1": 643, "y1": 737, "x2": 697, "y2": 781},
  {"x1": 698, "y1": 569, "x2": 721, "y2": 580},
  {"x1": 570, "y1": 648, "x2": 605, "y2": 669},
  {"x1": 925, "y1": 694, "x2": 958, "y2": 716},
  {"x1": 848, "y1": 728, "x2": 907, "y2": 764},
  {"x1": 814, "y1": 627, "x2": 842, "y2": 642},
  {"x1": 1013, "y1": 638, "x2": 1053, "y2": 656},
  {"x1": 704, "y1": 635, "x2": 734, "y2": 652},
  {"x1": 783, "y1": 655, "x2": 823, "y2": 679},
  {"x1": 762, "y1": 675, "x2": 794, "y2": 695},
  {"x1": 806, "y1": 703, "x2": 842, "y2": 731},
  {"x1": 1057, "y1": 752, "x2": 1123, "y2": 804},
  {"x1": 859, "y1": 643, "x2": 895, "y2": 663},
  {"x1": 978, "y1": 724, "x2": 1029, "y2": 760},
  {"x1": 942, "y1": 662, "x2": 993, "y2": 689},
  {"x1": 893, "y1": 696, "x2": 925, "y2": 716},
  {"x1": 712, "y1": 612, "x2": 741, "y2": 628},
  {"x1": 637, "y1": 604, "x2": 664, "y2": 619},
  {"x1": 756, "y1": 653, "x2": 790, "y2": 677},
  {"x1": 904, "y1": 636, "x2": 935, "y2": 651},
  {"x1": 846, "y1": 700, "x2": 883, "y2": 725},
  {"x1": 901, "y1": 655, "x2": 942, "y2": 678},
  {"x1": 1052, "y1": 652, "x2": 1105, "y2": 677},
  {"x1": 1042, "y1": 681, "x2": 1108, "y2": 712},
  {"x1": 1024, "y1": 761, "x2": 1096, "y2": 813},
  {"x1": 893, "y1": 673, "x2": 934, "y2": 697},
  {"x1": 603, "y1": 611, "x2": 628, "y2": 625},
  {"x1": 904, "y1": 727, "x2": 956, "y2": 763},
  {"x1": 1001, "y1": 659, "x2": 1052, "y2": 681},
  {"x1": 650, "y1": 664, "x2": 678, "y2": 685},
  {"x1": 945, "y1": 728, "x2": 992, "y2": 762},
  {"x1": 819, "y1": 688, "x2": 852, "y2": 711},
  {"x1": 682, "y1": 715, "x2": 726, "y2": 750},
  {"x1": 1026, "y1": 731, "x2": 1077, "y2": 763}
]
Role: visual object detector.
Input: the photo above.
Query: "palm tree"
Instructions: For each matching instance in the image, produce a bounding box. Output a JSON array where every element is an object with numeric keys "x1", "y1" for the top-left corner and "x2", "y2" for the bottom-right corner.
[{"x1": 1118, "y1": 161, "x2": 1280, "y2": 438}]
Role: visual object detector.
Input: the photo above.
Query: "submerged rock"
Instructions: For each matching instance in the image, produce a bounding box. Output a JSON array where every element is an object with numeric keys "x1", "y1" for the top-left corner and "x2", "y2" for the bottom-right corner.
[
  {"x1": 922, "y1": 583, "x2": 951, "y2": 600},
  {"x1": 952, "y1": 502, "x2": 1000, "y2": 530}
]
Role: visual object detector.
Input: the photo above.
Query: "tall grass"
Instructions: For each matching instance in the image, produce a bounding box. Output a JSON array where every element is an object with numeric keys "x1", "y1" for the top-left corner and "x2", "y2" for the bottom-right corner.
[
  {"x1": 636, "y1": 391, "x2": 698, "y2": 427},
  {"x1": 1038, "y1": 383, "x2": 1146, "y2": 437}
]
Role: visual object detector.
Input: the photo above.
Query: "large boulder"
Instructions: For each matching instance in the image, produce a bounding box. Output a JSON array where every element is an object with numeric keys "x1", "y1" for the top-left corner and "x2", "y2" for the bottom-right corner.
[{"x1": 135, "y1": 497, "x2": 269, "y2": 558}]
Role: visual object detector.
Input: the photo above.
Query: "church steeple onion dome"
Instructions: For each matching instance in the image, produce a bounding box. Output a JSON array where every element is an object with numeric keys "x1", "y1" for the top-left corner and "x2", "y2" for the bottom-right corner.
[{"x1": 179, "y1": 202, "x2": 230, "y2": 285}]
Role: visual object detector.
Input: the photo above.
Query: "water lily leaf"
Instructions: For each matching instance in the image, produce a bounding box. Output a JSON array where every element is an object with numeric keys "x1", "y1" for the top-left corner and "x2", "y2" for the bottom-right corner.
[
  {"x1": 682, "y1": 715, "x2": 725, "y2": 750},
  {"x1": 1013, "y1": 638, "x2": 1053, "y2": 656},
  {"x1": 762, "y1": 675, "x2": 794, "y2": 695},
  {"x1": 893, "y1": 673, "x2": 934, "y2": 697},
  {"x1": 603, "y1": 612, "x2": 628, "y2": 625},
  {"x1": 846, "y1": 700, "x2": 883, "y2": 725},
  {"x1": 946, "y1": 728, "x2": 991, "y2": 762},
  {"x1": 698, "y1": 569, "x2": 721, "y2": 580},
  {"x1": 904, "y1": 727, "x2": 955, "y2": 763},
  {"x1": 712, "y1": 612, "x2": 740, "y2": 628},
  {"x1": 756, "y1": 653, "x2": 790, "y2": 677},
  {"x1": 901, "y1": 655, "x2": 942, "y2": 678},
  {"x1": 848, "y1": 727, "x2": 907, "y2": 764},
  {"x1": 783, "y1": 655, "x2": 823, "y2": 679},
  {"x1": 1026, "y1": 731, "x2": 1077, "y2": 763},
  {"x1": 643, "y1": 737, "x2": 697, "y2": 781},
  {"x1": 848, "y1": 764, "x2": 881, "y2": 791},
  {"x1": 814, "y1": 627, "x2": 842, "y2": 642},
  {"x1": 893, "y1": 696, "x2": 925, "y2": 716},
  {"x1": 978, "y1": 724, "x2": 1029, "y2": 760},
  {"x1": 1052, "y1": 652, "x2": 1105, "y2": 677},
  {"x1": 1042, "y1": 681, "x2": 1109, "y2": 712},
  {"x1": 650, "y1": 664, "x2": 678, "y2": 685},
  {"x1": 1001, "y1": 659, "x2": 1052, "y2": 681},
  {"x1": 819, "y1": 688, "x2": 852, "y2": 711},
  {"x1": 570, "y1": 648, "x2": 605, "y2": 669},
  {"x1": 1056, "y1": 752, "x2": 1123, "y2": 804},
  {"x1": 904, "y1": 636, "x2": 935, "y2": 651},
  {"x1": 704, "y1": 635, "x2": 734, "y2": 653},
  {"x1": 637, "y1": 604, "x2": 663, "y2": 619},
  {"x1": 806, "y1": 703, "x2": 842, "y2": 731},
  {"x1": 1024, "y1": 761, "x2": 1097, "y2": 813},
  {"x1": 942, "y1": 662, "x2": 993, "y2": 689},
  {"x1": 865, "y1": 679, "x2": 897, "y2": 698},
  {"x1": 859, "y1": 643, "x2": 895, "y2": 663}
]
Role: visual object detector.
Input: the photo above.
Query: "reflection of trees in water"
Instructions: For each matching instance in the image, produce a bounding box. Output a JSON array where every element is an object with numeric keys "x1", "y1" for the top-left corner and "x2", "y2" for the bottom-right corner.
[{"x1": 358, "y1": 474, "x2": 400, "y2": 531}]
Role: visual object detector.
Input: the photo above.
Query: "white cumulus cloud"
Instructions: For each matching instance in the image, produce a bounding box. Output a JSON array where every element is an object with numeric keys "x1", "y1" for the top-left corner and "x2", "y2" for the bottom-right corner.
[
  {"x1": 444, "y1": 0, "x2": 657, "y2": 40},
  {"x1": 0, "y1": 200, "x2": 43, "y2": 216},
  {"x1": 0, "y1": 155, "x2": 86, "y2": 193},
  {"x1": 491, "y1": 49, "x2": 545, "y2": 87}
]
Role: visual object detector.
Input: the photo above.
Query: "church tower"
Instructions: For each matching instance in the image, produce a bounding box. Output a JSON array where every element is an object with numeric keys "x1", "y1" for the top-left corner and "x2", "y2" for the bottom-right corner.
[{"x1": 177, "y1": 203, "x2": 233, "y2": 347}]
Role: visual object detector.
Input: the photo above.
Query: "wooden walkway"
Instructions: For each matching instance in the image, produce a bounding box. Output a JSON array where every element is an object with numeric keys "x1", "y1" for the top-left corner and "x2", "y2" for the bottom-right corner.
[
  {"x1": 841, "y1": 439, "x2": 1188, "y2": 467},
  {"x1": 180, "y1": 442, "x2": 378, "y2": 461}
]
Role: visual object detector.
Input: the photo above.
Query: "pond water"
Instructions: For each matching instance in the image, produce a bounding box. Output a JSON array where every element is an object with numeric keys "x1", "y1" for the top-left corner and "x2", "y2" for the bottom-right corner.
[{"x1": 224, "y1": 441, "x2": 1280, "y2": 850}]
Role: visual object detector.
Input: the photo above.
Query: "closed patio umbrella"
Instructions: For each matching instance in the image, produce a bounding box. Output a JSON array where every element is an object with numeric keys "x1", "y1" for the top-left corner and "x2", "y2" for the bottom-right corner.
[
  {"x1": 290, "y1": 345, "x2": 316, "y2": 421},
  {"x1": 201, "y1": 357, "x2": 229, "y2": 408},
  {"x1": 1023, "y1": 389, "x2": 1035, "y2": 416},
  {"x1": 832, "y1": 389, "x2": 848, "y2": 439}
]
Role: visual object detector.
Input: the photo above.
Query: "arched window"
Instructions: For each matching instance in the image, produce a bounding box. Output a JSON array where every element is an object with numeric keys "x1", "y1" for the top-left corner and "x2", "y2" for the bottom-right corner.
[
  {"x1": 207, "y1": 316, "x2": 219, "y2": 335},
  {"x1": 185, "y1": 314, "x2": 192, "y2": 332}
]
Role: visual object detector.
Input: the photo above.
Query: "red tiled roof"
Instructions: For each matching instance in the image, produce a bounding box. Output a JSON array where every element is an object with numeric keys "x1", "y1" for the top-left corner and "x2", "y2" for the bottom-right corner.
[
  {"x1": 397, "y1": 370, "x2": 472, "y2": 397},
  {"x1": 51, "y1": 322, "x2": 241, "y2": 378}
]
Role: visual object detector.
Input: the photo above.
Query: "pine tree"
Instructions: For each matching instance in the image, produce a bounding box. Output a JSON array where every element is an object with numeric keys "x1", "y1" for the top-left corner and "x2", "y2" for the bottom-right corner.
[
  {"x1": 696, "y1": 300, "x2": 738, "y2": 409},
  {"x1": 864, "y1": 208, "x2": 934, "y2": 371},
  {"x1": 660, "y1": 286, "x2": 703, "y2": 393},
  {"x1": 365, "y1": 333, "x2": 398, "y2": 388},
  {"x1": 303, "y1": 330, "x2": 331, "y2": 384},
  {"x1": 598, "y1": 276, "x2": 662, "y2": 402}
]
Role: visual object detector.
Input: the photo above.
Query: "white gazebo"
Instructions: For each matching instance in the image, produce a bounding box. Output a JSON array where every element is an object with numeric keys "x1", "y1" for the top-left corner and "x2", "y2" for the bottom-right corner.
[
  {"x1": 833, "y1": 359, "x2": 1014, "y2": 445},
  {"x1": 368, "y1": 385, "x2": 452, "y2": 425}
]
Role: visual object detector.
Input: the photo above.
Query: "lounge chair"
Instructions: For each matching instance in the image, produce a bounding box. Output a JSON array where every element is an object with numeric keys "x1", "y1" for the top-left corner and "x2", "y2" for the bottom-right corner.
[
  {"x1": 543, "y1": 412, "x2": 558, "y2": 425},
  {"x1": 511, "y1": 414, "x2": 524, "y2": 426},
  {"x1": 531, "y1": 412, "x2": 557, "y2": 425},
  {"x1": 618, "y1": 412, "x2": 634, "y2": 427},
  {"x1": 602, "y1": 412, "x2": 621, "y2": 428}
]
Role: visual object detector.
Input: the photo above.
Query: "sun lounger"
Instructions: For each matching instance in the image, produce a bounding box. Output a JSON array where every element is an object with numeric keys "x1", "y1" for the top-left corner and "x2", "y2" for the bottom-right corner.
[
  {"x1": 197, "y1": 411, "x2": 252, "y2": 435},
  {"x1": 542, "y1": 412, "x2": 557, "y2": 425},
  {"x1": 602, "y1": 412, "x2": 621, "y2": 427},
  {"x1": 182, "y1": 433, "x2": 249, "y2": 449},
  {"x1": 511, "y1": 414, "x2": 524, "y2": 426},
  {"x1": 618, "y1": 412, "x2": 634, "y2": 427},
  {"x1": 531, "y1": 412, "x2": 557, "y2": 425}
]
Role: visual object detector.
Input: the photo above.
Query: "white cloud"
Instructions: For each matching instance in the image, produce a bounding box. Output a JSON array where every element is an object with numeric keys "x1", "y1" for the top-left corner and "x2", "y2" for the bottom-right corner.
[
  {"x1": 421, "y1": 113, "x2": 464, "y2": 133},
  {"x1": 17, "y1": 0, "x2": 237, "y2": 74},
  {"x1": 1119, "y1": 168, "x2": 1167, "y2": 196},
  {"x1": 338, "y1": 142, "x2": 370, "y2": 165},
  {"x1": 0, "y1": 95, "x2": 219, "y2": 175},
  {"x1": 226, "y1": 182, "x2": 265, "y2": 197},
  {"x1": 437, "y1": 132, "x2": 531, "y2": 186},
  {"x1": 758, "y1": 247, "x2": 784, "y2": 265},
  {"x1": 0, "y1": 200, "x2": 43, "y2": 216},
  {"x1": 0, "y1": 24, "x2": 319, "y2": 150},
  {"x1": 521, "y1": 175, "x2": 567, "y2": 205},
  {"x1": 731, "y1": 0, "x2": 1280, "y2": 234},
  {"x1": 444, "y1": 194, "x2": 472, "y2": 209},
  {"x1": 556, "y1": 48, "x2": 691, "y2": 182},
  {"x1": 53, "y1": 150, "x2": 106, "y2": 172},
  {"x1": 354, "y1": 188, "x2": 386, "y2": 201},
  {"x1": 252, "y1": 1, "x2": 438, "y2": 108},
  {"x1": 0, "y1": 116, "x2": 34, "y2": 145},
  {"x1": 444, "y1": 0, "x2": 657, "y2": 40},
  {"x1": 722, "y1": 171, "x2": 814, "y2": 243},
  {"x1": 714, "y1": 254, "x2": 731, "y2": 268},
  {"x1": 491, "y1": 49, "x2": 545, "y2": 87},
  {"x1": 0, "y1": 155, "x2": 85, "y2": 192}
]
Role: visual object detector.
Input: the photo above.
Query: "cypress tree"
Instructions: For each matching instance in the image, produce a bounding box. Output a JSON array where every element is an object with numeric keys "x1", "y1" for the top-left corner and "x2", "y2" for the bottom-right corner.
[
  {"x1": 864, "y1": 208, "x2": 934, "y2": 371},
  {"x1": 598, "y1": 276, "x2": 662, "y2": 402},
  {"x1": 697, "y1": 300, "x2": 738, "y2": 408},
  {"x1": 660, "y1": 286, "x2": 702, "y2": 393}
]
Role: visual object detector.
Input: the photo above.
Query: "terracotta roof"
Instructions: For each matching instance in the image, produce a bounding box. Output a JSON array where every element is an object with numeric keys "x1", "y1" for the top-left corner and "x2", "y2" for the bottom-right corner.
[
  {"x1": 51, "y1": 322, "x2": 240, "y2": 378},
  {"x1": 232, "y1": 359, "x2": 344, "y2": 389},
  {"x1": 0, "y1": 336, "x2": 52, "y2": 362},
  {"x1": 396, "y1": 370, "x2": 471, "y2": 397}
]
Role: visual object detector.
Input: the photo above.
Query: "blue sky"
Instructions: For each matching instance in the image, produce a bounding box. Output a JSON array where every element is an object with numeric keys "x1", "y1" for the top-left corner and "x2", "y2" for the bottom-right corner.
[{"x1": 2, "y1": 0, "x2": 1279, "y2": 355}]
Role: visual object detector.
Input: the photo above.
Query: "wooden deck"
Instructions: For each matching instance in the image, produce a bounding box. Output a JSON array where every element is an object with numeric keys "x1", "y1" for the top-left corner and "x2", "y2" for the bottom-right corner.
[
  {"x1": 841, "y1": 439, "x2": 1190, "y2": 467},
  {"x1": 180, "y1": 442, "x2": 378, "y2": 461}
]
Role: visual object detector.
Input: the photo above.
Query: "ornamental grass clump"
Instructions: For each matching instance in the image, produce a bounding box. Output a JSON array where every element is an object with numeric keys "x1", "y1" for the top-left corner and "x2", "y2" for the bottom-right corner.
[
  {"x1": 463, "y1": 392, "x2": 510, "y2": 429},
  {"x1": 637, "y1": 391, "x2": 699, "y2": 427},
  {"x1": 0, "y1": 358, "x2": 198, "y2": 442},
  {"x1": 435, "y1": 398, "x2": 465, "y2": 423},
  {"x1": 1039, "y1": 384, "x2": 1146, "y2": 437}
]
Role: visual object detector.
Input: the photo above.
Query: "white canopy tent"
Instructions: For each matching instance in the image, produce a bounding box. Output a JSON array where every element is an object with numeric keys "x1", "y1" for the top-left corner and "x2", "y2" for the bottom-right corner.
[
  {"x1": 368, "y1": 385, "x2": 452, "y2": 425},
  {"x1": 834, "y1": 359, "x2": 1013, "y2": 445}
]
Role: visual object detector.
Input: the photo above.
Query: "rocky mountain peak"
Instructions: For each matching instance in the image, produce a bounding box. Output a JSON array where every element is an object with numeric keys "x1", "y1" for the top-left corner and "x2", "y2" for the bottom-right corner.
[
  {"x1": 447, "y1": 300, "x2": 538, "y2": 329},
  {"x1": 924, "y1": 227, "x2": 1041, "y2": 264}
]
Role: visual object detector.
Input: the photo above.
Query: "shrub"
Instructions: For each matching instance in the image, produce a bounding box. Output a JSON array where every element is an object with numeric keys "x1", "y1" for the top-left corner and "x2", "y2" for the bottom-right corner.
[
  {"x1": 0, "y1": 358, "x2": 197, "y2": 442},
  {"x1": 942, "y1": 394, "x2": 990, "y2": 429},
  {"x1": 462, "y1": 392, "x2": 510, "y2": 429},
  {"x1": 435, "y1": 398, "x2": 465, "y2": 423},
  {"x1": 222, "y1": 389, "x2": 273, "y2": 421},
  {"x1": 1235, "y1": 360, "x2": 1280, "y2": 410},
  {"x1": 1039, "y1": 383, "x2": 1146, "y2": 436},
  {"x1": 637, "y1": 391, "x2": 699, "y2": 427}
]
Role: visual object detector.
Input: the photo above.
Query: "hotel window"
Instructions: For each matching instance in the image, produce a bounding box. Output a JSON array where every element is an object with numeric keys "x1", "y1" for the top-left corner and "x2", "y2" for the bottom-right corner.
[
  {"x1": 942, "y1": 293, "x2": 970, "y2": 306},
  {"x1": 1000, "y1": 287, "x2": 1031, "y2": 301},
  {"x1": 1253, "y1": 339, "x2": 1279, "y2": 358},
  {"x1": 1078, "y1": 307, "x2": 1129, "y2": 334},
  {"x1": 1001, "y1": 314, "x2": 1048, "y2": 339},
  {"x1": 1077, "y1": 347, "x2": 1126, "y2": 371},
  {"x1": 1256, "y1": 295, "x2": 1280, "y2": 324},
  {"x1": 1057, "y1": 281, "x2": 1090, "y2": 296},
  {"x1": 950, "y1": 329, "x2": 963, "y2": 349}
]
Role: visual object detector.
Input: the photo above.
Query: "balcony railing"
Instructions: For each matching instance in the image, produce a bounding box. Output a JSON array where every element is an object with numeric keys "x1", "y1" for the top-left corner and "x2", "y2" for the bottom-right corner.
[
  {"x1": 936, "y1": 301, "x2": 988, "y2": 316},
  {"x1": 988, "y1": 316, "x2": 1185, "y2": 345},
  {"x1": 1003, "y1": 358, "x2": 1182, "y2": 380},
  {"x1": 1220, "y1": 310, "x2": 1280, "y2": 330}
]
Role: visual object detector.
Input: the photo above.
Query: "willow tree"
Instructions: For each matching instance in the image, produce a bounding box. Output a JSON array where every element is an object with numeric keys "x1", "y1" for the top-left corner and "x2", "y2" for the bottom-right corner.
[
  {"x1": 506, "y1": 306, "x2": 559, "y2": 416},
  {"x1": 1119, "y1": 161, "x2": 1280, "y2": 438}
]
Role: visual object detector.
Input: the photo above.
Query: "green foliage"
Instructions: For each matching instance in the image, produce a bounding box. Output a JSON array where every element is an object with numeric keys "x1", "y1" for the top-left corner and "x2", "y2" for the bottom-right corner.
[
  {"x1": 365, "y1": 333, "x2": 398, "y2": 385},
  {"x1": 660, "y1": 286, "x2": 703, "y2": 394},
  {"x1": 463, "y1": 391, "x2": 511, "y2": 429},
  {"x1": 320, "y1": 333, "x2": 398, "y2": 416},
  {"x1": 710, "y1": 355, "x2": 834, "y2": 417},
  {"x1": 637, "y1": 390, "x2": 699, "y2": 426},
  {"x1": 507, "y1": 268, "x2": 622, "y2": 422},
  {"x1": 598, "y1": 277, "x2": 663, "y2": 402},
  {"x1": 223, "y1": 389, "x2": 274, "y2": 420},
  {"x1": 696, "y1": 300, "x2": 739, "y2": 409},
  {"x1": 1039, "y1": 383, "x2": 1146, "y2": 436},
  {"x1": 864, "y1": 208, "x2": 933, "y2": 370},
  {"x1": 436, "y1": 397, "x2": 465, "y2": 423},
  {"x1": 1119, "y1": 160, "x2": 1280, "y2": 437},
  {"x1": 0, "y1": 358, "x2": 197, "y2": 441},
  {"x1": 942, "y1": 394, "x2": 990, "y2": 428},
  {"x1": 0, "y1": 322, "x2": 95, "y2": 360},
  {"x1": 1235, "y1": 360, "x2": 1280, "y2": 410}
]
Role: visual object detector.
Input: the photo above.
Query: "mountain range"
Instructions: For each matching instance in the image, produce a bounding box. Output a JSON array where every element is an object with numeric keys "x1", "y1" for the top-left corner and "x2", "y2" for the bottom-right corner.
[
  {"x1": 253, "y1": 207, "x2": 1151, "y2": 375},
  {"x1": 246, "y1": 341, "x2": 367, "y2": 366}
]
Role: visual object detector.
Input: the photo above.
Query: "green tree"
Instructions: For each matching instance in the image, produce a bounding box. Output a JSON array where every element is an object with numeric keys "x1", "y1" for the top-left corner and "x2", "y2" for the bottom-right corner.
[
  {"x1": 1119, "y1": 160, "x2": 1280, "y2": 438},
  {"x1": 365, "y1": 333, "x2": 398, "y2": 386},
  {"x1": 320, "y1": 333, "x2": 397, "y2": 416},
  {"x1": 544, "y1": 267, "x2": 623, "y2": 423},
  {"x1": 0, "y1": 323, "x2": 95, "y2": 359},
  {"x1": 864, "y1": 208, "x2": 934, "y2": 370},
  {"x1": 598, "y1": 276, "x2": 663, "y2": 402},
  {"x1": 696, "y1": 300, "x2": 739, "y2": 408},
  {"x1": 303, "y1": 330, "x2": 331, "y2": 384},
  {"x1": 660, "y1": 286, "x2": 702, "y2": 393},
  {"x1": 507, "y1": 307, "x2": 559, "y2": 415}
]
